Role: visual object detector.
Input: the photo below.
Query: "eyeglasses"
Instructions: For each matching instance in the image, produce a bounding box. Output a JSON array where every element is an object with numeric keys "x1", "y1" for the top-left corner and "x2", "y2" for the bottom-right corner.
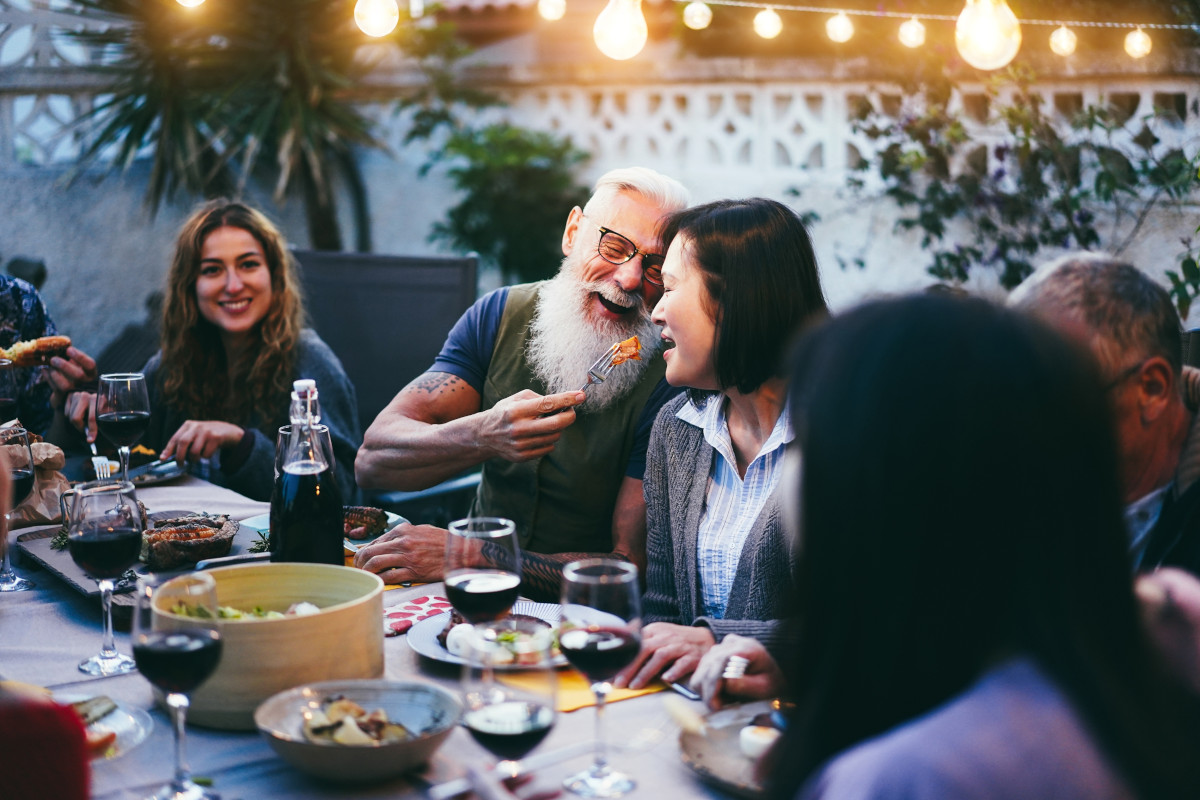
[
  {"x1": 1103, "y1": 359, "x2": 1148, "y2": 392},
  {"x1": 583, "y1": 216, "x2": 665, "y2": 287}
]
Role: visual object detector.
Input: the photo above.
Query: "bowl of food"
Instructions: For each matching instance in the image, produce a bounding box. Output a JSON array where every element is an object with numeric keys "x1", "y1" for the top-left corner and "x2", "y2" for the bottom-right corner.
[
  {"x1": 254, "y1": 679, "x2": 461, "y2": 783},
  {"x1": 152, "y1": 562, "x2": 385, "y2": 730}
]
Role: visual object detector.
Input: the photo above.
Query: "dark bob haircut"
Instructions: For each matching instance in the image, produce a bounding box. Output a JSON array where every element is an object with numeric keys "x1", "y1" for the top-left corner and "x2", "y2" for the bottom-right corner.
[
  {"x1": 658, "y1": 198, "x2": 827, "y2": 394},
  {"x1": 771, "y1": 293, "x2": 1200, "y2": 798}
]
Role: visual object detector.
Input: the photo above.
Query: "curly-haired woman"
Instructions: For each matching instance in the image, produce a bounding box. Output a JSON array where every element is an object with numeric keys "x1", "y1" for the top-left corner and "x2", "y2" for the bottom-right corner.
[{"x1": 67, "y1": 200, "x2": 360, "y2": 502}]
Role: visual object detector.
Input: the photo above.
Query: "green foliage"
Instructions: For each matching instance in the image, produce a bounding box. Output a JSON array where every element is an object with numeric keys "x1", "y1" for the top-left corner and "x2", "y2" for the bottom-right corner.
[
  {"x1": 426, "y1": 124, "x2": 590, "y2": 283},
  {"x1": 848, "y1": 66, "x2": 1200, "y2": 297},
  {"x1": 70, "y1": 0, "x2": 392, "y2": 250}
]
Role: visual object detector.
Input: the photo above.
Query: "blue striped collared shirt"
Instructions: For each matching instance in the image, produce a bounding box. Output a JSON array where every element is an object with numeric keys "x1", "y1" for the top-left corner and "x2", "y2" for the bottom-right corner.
[{"x1": 676, "y1": 393, "x2": 793, "y2": 619}]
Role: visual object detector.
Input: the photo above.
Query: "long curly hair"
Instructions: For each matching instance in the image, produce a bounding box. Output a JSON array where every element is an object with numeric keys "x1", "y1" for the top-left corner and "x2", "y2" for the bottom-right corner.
[{"x1": 159, "y1": 199, "x2": 305, "y2": 426}]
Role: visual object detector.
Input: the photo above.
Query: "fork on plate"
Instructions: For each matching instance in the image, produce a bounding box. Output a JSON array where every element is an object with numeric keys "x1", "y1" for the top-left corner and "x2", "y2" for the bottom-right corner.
[
  {"x1": 89, "y1": 441, "x2": 112, "y2": 479},
  {"x1": 579, "y1": 342, "x2": 621, "y2": 393}
]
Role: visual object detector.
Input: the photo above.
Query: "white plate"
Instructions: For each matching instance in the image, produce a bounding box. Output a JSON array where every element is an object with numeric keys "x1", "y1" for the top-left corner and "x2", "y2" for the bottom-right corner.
[
  {"x1": 407, "y1": 600, "x2": 565, "y2": 668},
  {"x1": 55, "y1": 694, "x2": 154, "y2": 762},
  {"x1": 678, "y1": 700, "x2": 777, "y2": 798},
  {"x1": 239, "y1": 510, "x2": 403, "y2": 552}
]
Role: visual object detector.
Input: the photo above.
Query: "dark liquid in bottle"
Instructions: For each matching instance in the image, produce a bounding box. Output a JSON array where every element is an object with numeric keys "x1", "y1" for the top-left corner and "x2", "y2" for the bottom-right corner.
[
  {"x1": 269, "y1": 461, "x2": 344, "y2": 564},
  {"x1": 0, "y1": 398, "x2": 17, "y2": 421},
  {"x1": 445, "y1": 570, "x2": 521, "y2": 623},
  {"x1": 10, "y1": 467, "x2": 33, "y2": 505},
  {"x1": 67, "y1": 524, "x2": 141, "y2": 579},
  {"x1": 463, "y1": 701, "x2": 554, "y2": 760},
  {"x1": 133, "y1": 630, "x2": 223, "y2": 694},
  {"x1": 559, "y1": 627, "x2": 640, "y2": 683},
  {"x1": 97, "y1": 411, "x2": 150, "y2": 448}
]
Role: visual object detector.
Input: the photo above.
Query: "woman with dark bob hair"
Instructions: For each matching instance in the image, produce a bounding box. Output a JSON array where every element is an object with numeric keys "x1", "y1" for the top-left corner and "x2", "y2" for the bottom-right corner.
[
  {"x1": 67, "y1": 200, "x2": 359, "y2": 502},
  {"x1": 617, "y1": 197, "x2": 828, "y2": 691},
  {"x1": 697, "y1": 294, "x2": 1200, "y2": 798}
]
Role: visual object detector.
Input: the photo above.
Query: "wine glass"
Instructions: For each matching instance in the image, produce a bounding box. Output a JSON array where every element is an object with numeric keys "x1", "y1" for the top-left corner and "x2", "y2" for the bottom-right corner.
[
  {"x1": 462, "y1": 617, "x2": 557, "y2": 777},
  {"x1": 0, "y1": 357, "x2": 17, "y2": 423},
  {"x1": 559, "y1": 559, "x2": 642, "y2": 798},
  {"x1": 0, "y1": 425, "x2": 35, "y2": 592},
  {"x1": 97, "y1": 372, "x2": 151, "y2": 485},
  {"x1": 66, "y1": 479, "x2": 142, "y2": 676},
  {"x1": 132, "y1": 572, "x2": 223, "y2": 800},
  {"x1": 444, "y1": 517, "x2": 522, "y2": 624}
]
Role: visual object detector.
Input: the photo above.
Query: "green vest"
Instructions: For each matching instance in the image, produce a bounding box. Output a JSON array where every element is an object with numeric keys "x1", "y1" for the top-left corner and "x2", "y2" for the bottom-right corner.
[{"x1": 473, "y1": 283, "x2": 667, "y2": 554}]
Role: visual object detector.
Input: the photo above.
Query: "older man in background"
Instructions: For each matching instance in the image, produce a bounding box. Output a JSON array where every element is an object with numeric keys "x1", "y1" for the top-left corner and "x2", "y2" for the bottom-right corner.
[
  {"x1": 355, "y1": 167, "x2": 690, "y2": 595},
  {"x1": 1011, "y1": 252, "x2": 1200, "y2": 576}
]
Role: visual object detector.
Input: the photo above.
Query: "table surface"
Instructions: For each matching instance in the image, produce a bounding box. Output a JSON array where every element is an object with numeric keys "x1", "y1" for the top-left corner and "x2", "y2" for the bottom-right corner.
[{"x1": 0, "y1": 477, "x2": 734, "y2": 800}]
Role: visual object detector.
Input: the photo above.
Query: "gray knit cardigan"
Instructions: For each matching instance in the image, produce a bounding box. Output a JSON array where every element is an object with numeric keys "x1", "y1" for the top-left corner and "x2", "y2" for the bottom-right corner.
[{"x1": 642, "y1": 392, "x2": 794, "y2": 655}]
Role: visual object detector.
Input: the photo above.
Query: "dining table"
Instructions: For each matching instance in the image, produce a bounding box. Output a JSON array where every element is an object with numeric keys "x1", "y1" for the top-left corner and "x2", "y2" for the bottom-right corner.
[{"x1": 0, "y1": 476, "x2": 743, "y2": 799}]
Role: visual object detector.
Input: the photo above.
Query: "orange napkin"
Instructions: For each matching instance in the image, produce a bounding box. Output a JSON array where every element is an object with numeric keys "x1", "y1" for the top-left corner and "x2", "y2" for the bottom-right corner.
[{"x1": 499, "y1": 670, "x2": 665, "y2": 713}]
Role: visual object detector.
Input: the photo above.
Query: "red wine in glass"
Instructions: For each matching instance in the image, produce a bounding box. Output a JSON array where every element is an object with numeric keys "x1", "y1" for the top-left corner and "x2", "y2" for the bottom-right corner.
[
  {"x1": 10, "y1": 467, "x2": 34, "y2": 507},
  {"x1": 133, "y1": 631, "x2": 223, "y2": 695},
  {"x1": 445, "y1": 570, "x2": 522, "y2": 623},
  {"x1": 97, "y1": 410, "x2": 151, "y2": 448},
  {"x1": 271, "y1": 462, "x2": 344, "y2": 564},
  {"x1": 464, "y1": 701, "x2": 554, "y2": 761},
  {"x1": 67, "y1": 523, "x2": 142, "y2": 579},
  {"x1": 558, "y1": 627, "x2": 641, "y2": 683},
  {"x1": 0, "y1": 398, "x2": 17, "y2": 421}
]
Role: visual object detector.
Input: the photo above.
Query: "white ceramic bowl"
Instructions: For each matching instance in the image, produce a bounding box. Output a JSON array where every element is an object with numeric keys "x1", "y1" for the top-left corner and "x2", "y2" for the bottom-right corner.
[
  {"x1": 254, "y1": 679, "x2": 462, "y2": 783},
  {"x1": 153, "y1": 563, "x2": 385, "y2": 730}
]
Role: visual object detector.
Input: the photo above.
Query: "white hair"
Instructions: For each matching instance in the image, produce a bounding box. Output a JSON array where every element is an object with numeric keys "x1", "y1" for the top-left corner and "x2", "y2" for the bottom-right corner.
[{"x1": 582, "y1": 166, "x2": 690, "y2": 223}]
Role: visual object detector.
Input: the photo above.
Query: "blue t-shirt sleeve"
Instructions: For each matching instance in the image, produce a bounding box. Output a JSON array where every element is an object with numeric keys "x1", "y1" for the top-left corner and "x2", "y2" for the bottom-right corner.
[
  {"x1": 429, "y1": 287, "x2": 509, "y2": 394},
  {"x1": 626, "y1": 379, "x2": 684, "y2": 479}
]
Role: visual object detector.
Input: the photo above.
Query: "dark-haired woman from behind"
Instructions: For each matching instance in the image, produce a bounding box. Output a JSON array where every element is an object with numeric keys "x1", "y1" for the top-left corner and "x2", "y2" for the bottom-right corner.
[
  {"x1": 67, "y1": 200, "x2": 360, "y2": 502},
  {"x1": 616, "y1": 197, "x2": 828, "y2": 691},
  {"x1": 755, "y1": 294, "x2": 1200, "y2": 798}
]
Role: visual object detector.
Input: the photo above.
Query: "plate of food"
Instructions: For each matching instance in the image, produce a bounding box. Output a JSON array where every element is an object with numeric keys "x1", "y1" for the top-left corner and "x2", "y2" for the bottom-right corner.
[
  {"x1": 54, "y1": 693, "x2": 154, "y2": 762},
  {"x1": 131, "y1": 460, "x2": 188, "y2": 487},
  {"x1": 677, "y1": 700, "x2": 781, "y2": 799},
  {"x1": 407, "y1": 600, "x2": 565, "y2": 668},
  {"x1": 239, "y1": 506, "x2": 404, "y2": 554}
]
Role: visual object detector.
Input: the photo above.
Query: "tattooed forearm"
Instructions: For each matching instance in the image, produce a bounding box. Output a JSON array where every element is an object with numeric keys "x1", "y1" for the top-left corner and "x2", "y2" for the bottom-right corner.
[{"x1": 481, "y1": 542, "x2": 630, "y2": 602}]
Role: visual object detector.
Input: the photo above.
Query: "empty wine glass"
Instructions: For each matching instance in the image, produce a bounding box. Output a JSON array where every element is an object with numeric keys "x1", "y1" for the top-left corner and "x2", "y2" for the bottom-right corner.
[
  {"x1": 559, "y1": 559, "x2": 642, "y2": 798},
  {"x1": 462, "y1": 618, "x2": 557, "y2": 777},
  {"x1": 67, "y1": 479, "x2": 141, "y2": 675},
  {"x1": 97, "y1": 372, "x2": 151, "y2": 485},
  {"x1": 132, "y1": 572, "x2": 223, "y2": 800},
  {"x1": 0, "y1": 425, "x2": 35, "y2": 592}
]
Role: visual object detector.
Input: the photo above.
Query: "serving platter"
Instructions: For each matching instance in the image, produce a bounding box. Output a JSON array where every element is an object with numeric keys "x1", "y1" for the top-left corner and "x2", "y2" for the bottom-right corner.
[
  {"x1": 406, "y1": 599, "x2": 565, "y2": 668},
  {"x1": 15, "y1": 511, "x2": 249, "y2": 598},
  {"x1": 678, "y1": 700, "x2": 776, "y2": 799}
]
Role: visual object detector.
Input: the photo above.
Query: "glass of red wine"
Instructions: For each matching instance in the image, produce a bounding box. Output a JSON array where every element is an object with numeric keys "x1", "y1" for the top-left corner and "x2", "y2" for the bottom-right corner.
[
  {"x1": 132, "y1": 572, "x2": 223, "y2": 800},
  {"x1": 97, "y1": 372, "x2": 151, "y2": 486},
  {"x1": 462, "y1": 617, "x2": 557, "y2": 777},
  {"x1": 0, "y1": 357, "x2": 17, "y2": 423},
  {"x1": 559, "y1": 559, "x2": 642, "y2": 798},
  {"x1": 67, "y1": 479, "x2": 142, "y2": 675},
  {"x1": 0, "y1": 425, "x2": 36, "y2": 592},
  {"x1": 445, "y1": 517, "x2": 522, "y2": 624}
]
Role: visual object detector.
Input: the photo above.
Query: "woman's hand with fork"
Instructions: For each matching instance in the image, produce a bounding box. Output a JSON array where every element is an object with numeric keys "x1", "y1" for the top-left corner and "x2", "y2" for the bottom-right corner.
[
  {"x1": 64, "y1": 390, "x2": 99, "y2": 443},
  {"x1": 477, "y1": 389, "x2": 585, "y2": 462}
]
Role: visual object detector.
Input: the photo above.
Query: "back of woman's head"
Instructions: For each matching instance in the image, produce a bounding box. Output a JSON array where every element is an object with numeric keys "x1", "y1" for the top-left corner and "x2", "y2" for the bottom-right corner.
[
  {"x1": 659, "y1": 198, "x2": 828, "y2": 394},
  {"x1": 775, "y1": 293, "x2": 1200, "y2": 797},
  {"x1": 161, "y1": 199, "x2": 304, "y2": 421}
]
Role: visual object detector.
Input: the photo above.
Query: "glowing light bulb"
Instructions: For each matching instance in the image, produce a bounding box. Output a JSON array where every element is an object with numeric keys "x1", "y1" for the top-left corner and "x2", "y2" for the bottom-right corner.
[
  {"x1": 826, "y1": 11, "x2": 853, "y2": 43},
  {"x1": 355, "y1": 0, "x2": 400, "y2": 37},
  {"x1": 593, "y1": 0, "x2": 648, "y2": 60},
  {"x1": 1125, "y1": 27, "x2": 1152, "y2": 59},
  {"x1": 683, "y1": 1, "x2": 712, "y2": 31},
  {"x1": 539, "y1": 0, "x2": 566, "y2": 21},
  {"x1": 955, "y1": 0, "x2": 1022, "y2": 71},
  {"x1": 898, "y1": 16, "x2": 925, "y2": 48},
  {"x1": 1049, "y1": 25, "x2": 1076, "y2": 57},
  {"x1": 753, "y1": 8, "x2": 782, "y2": 40},
  {"x1": 176, "y1": 0, "x2": 204, "y2": 7}
]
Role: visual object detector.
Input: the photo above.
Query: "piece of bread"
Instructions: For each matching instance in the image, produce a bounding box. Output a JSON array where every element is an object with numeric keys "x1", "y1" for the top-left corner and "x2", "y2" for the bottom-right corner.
[
  {"x1": 141, "y1": 514, "x2": 237, "y2": 571},
  {"x1": 2, "y1": 335, "x2": 71, "y2": 367}
]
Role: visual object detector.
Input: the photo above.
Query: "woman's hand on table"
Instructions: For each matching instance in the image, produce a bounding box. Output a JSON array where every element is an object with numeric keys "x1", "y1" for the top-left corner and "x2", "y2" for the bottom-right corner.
[
  {"x1": 689, "y1": 633, "x2": 784, "y2": 711},
  {"x1": 64, "y1": 390, "x2": 97, "y2": 441},
  {"x1": 353, "y1": 521, "x2": 448, "y2": 584},
  {"x1": 162, "y1": 420, "x2": 244, "y2": 462},
  {"x1": 613, "y1": 622, "x2": 715, "y2": 690}
]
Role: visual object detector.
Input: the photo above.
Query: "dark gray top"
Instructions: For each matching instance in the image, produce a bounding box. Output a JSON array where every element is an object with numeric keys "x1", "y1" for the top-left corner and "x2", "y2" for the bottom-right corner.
[
  {"x1": 643, "y1": 392, "x2": 794, "y2": 652},
  {"x1": 141, "y1": 329, "x2": 361, "y2": 503}
]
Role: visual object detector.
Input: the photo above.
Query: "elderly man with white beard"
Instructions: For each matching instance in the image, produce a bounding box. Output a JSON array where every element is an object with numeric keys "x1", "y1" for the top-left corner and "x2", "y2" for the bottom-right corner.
[{"x1": 354, "y1": 167, "x2": 690, "y2": 596}]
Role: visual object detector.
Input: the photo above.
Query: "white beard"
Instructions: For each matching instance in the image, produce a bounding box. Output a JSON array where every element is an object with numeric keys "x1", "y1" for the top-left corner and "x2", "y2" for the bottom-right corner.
[{"x1": 527, "y1": 252, "x2": 661, "y2": 412}]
